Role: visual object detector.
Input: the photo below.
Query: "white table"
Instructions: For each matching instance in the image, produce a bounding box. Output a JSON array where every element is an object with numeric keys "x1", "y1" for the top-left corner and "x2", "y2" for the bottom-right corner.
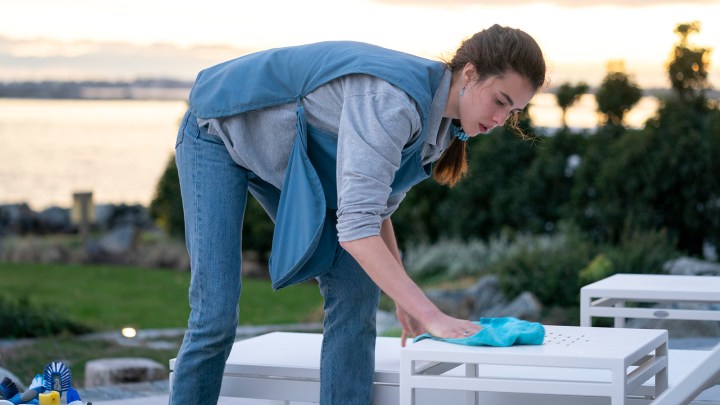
[
  {"x1": 400, "y1": 325, "x2": 669, "y2": 405},
  {"x1": 171, "y1": 331, "x2": 422, "y2": 404},
  {"x1": 580, "y1": 274, "x2": 720, "y2": 328}
]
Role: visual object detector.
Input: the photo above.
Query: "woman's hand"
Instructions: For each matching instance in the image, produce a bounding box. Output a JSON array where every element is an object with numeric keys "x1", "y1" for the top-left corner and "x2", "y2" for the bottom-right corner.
[
  {"x1": 396, "y1": 305, "x2": 425, "y2": 347},
  {"x1": 396, "y1": 304, "x2": 482, "y2": 347}
]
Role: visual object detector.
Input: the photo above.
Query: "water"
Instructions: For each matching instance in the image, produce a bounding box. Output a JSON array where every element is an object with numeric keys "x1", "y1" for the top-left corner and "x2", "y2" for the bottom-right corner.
[
  {"x1": 0, "y1": 98, "x2": 187, "y2": 210},
  {"x1": 0, "y1": 94, "x2": 659, "y2": 211}
]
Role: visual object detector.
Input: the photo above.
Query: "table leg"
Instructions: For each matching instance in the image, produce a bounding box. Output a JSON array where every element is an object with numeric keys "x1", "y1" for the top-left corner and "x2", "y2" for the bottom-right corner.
[
  {"x1": 465, "y1": 363, "x2": 478, "y2": 405},
  {"x1": 580, "y1": 290, "x2": 591, "y2": 327},
  {"x1": 614, "y1": 300, "x2": 626, "y2": 328},
  {"x1": 655, "y1": 341, "x2": 669, "y2": 397},
  {"x1": 611, "y1": 365, "x2": 626, "y2": 405},
  {"x1": 400, "y1": 359, "x2": 414, "y2": 405}
]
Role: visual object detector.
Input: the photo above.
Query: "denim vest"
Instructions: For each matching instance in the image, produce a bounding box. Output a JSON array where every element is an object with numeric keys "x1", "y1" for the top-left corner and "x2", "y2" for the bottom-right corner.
[{"x1": 189, "y1": 41, "x2": 447, "y2": 289}]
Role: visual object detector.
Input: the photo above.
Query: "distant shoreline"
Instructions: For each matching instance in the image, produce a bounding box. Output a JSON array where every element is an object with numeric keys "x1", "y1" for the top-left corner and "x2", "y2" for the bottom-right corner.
[
  {"x1": 0, "y1": 79, "x2": 192, "y2": 100},
  {"x1": 2, "y1": 79, "x2": 718, "y2": 101}
]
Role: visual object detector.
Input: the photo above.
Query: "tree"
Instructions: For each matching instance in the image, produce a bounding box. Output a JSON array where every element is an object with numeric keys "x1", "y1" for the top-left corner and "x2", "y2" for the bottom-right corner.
[
  {"x1": 555, "y1": 82, "x2": 589, "y2": 128},
  {"x1": 149, "y1": 154, "x2": 185, "y2": 238},
  {"x1": 668, "y1": 21, "x2": 711, "y2": 103},
  {"x1": 595, "y1": 65, "x2": 642, "y2": 128}
]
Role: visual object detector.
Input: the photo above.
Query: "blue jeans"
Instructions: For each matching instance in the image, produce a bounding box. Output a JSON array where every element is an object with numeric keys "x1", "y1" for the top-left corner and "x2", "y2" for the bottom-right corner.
[{"x1": 170, "y1": 111, "x2": 380, "y2": 405}]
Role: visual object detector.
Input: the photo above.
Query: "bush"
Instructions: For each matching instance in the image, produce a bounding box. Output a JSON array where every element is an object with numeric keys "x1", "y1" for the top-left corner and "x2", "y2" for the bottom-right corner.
[
  {"x1": 148, "y1": 153, "x2": 275, "y2": 261},
  {"x1": 149, "y1": 154, "x2": 184, "y2": 239},
  {"x1": 403, "y1": 237, "x2": 513, "y2": 282},
  {"x1": 0, "y1": 295, "x2": 93, "y2": 338},
  {"x1": 489, "y1": 229, "x2": 595, "y2": 307}
]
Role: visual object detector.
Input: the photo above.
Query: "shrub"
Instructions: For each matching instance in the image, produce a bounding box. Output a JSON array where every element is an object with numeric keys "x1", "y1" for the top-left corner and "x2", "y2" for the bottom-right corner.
[
  {"x1": 489, "y1": 229, "x2": 595, "y2": 307},
  {"x1": 0, "y1": 295, "x2": 93, "y2": 338},
  {"x1": 403, "y1": 237, "x2": 513, "y2": 282},
  {"x1": 149, "y1": 154, "x2": 184, "y2": 239}
]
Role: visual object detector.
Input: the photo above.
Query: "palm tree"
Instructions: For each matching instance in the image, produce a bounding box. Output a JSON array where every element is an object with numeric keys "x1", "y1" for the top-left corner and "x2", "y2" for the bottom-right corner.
[{"x1": 555, "y1": 82, "x2": 589, "y2": 128}]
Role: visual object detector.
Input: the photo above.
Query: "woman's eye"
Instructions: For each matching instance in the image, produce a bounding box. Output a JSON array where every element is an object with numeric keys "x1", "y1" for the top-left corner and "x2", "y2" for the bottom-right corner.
[{"x1": 495, "y1": 98, "x2": 505, "y2": 106}]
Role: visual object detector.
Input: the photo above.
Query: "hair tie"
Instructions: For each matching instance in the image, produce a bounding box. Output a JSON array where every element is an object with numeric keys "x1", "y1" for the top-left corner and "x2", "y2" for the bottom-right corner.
[{"x1": 452, "y1": 125, "x2": 469, "y2": 142}]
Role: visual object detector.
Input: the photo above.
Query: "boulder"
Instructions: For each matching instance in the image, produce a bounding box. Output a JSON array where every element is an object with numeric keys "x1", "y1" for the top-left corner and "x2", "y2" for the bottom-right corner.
[
  {"x1": 425, "y1": 275, "x2": 542, "y2": 321},
  {"x1": 84, "y1": 358, "x2": 167, "y2": 388},
  {"x1": 663, "y1": 256, "x2": 720, "y2": 276}
]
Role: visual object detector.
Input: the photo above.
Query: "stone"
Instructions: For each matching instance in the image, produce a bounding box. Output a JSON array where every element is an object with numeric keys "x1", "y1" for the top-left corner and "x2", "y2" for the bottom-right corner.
[
  {"x1": 663, "y1": 256, "x2": 720, "y2": 276},
  {"x1": 481, "y1": 291, "x2": 542, "y2": 321},
  {"x1": 84, "y1": 358, "x2": 167, "y2": 388},
  {"x1": 37, "y1": 207, "x2": 72, "y2": 233},
  {"x1": 86, "y1": 224, "x2": 139, "y2": 260},
  {"x1": 469, "y1": 275, "x2": 509, "y2": 316},
  {"x1": 376, "y1": 309, "x2": 401, "y2": 335}
]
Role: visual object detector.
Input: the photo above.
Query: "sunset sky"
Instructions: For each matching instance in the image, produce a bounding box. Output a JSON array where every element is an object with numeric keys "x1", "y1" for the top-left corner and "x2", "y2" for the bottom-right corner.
[{"x1": 1, "y1": 0, "x2": 719, "y2": 88}]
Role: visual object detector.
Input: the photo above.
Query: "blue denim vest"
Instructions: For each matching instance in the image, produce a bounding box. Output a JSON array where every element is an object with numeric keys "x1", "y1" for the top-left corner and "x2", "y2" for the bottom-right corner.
[{"x1": 189, "y1": 41, "x2": 447, "y2": 289}]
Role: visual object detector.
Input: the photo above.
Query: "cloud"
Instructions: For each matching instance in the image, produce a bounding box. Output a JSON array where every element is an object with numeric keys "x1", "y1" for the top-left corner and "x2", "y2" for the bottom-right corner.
[
  {"x1": 0, "y1": 36, "x2": 254, "y2": 81},
  {"x1": 370, "y1": 0, "x2": 715, "y2": 7}
]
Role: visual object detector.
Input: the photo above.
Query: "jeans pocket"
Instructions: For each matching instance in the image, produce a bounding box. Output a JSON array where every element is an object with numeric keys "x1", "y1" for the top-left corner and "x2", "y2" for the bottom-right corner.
[{"x1": 175, "y1": 110, "x2": 191, "y2": 148}]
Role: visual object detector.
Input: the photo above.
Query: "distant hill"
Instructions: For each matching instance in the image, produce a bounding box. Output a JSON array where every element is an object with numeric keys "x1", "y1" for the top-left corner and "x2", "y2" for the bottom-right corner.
[{"x1": 0, "y1": 79, "x2": 193, "y2": 100}]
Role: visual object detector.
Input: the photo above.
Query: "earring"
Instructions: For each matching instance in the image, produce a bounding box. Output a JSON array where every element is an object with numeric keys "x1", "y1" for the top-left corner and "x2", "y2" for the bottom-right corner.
[{"x1": 460, "y1": 86, "x2": 465, "y2": 97}]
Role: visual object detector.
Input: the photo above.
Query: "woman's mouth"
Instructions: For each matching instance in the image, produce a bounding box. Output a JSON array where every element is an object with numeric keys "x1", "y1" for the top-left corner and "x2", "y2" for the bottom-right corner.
[{"x1": 478, "y1": 123, "x2": 489, "y2": 133}]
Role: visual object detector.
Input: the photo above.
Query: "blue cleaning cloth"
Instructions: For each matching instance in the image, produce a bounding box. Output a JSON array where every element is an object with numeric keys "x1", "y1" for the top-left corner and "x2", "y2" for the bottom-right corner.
[{"x1": 414, "y1": 317, "x2": 545, "y2": 347}]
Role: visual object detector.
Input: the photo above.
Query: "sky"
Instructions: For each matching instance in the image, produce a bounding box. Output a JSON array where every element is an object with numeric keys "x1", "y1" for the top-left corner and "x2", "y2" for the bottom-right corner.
[{"x1": 1, "y1": 0, "x2": 719, "y2": 88}]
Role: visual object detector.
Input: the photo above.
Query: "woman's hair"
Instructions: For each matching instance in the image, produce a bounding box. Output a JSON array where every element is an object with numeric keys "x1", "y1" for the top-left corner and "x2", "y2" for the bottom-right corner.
[{"x1": 434, "y1": 24, "x2": 547, "y2": 187}]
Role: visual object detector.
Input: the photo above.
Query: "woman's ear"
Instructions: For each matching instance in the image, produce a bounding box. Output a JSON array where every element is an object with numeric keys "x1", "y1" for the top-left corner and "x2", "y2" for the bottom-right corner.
[{"x1": 462, "y1": 62, "x2": 477, "y2": 86}]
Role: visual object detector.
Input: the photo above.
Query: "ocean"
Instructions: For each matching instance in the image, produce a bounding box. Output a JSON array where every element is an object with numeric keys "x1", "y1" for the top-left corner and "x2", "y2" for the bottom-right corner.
[{"x1": 0, "y1": 94, "x2": 659, "y2": 211}]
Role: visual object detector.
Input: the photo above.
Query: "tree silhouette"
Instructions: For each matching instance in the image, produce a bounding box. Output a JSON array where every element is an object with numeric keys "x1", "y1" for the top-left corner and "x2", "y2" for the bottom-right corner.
[
  {"x1": 555, "y1": 82, "x2": 589, "y2": 128},
  {"x1": 595, "y1": 64, "x2": 642, "y2": 128},
  {"x1": 667, "y1": 21, "x2": 711, "y2": 103}
]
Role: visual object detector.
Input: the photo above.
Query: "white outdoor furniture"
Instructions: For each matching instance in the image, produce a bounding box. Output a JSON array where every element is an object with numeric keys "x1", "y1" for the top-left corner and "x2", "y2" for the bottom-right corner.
[
  {"x1": 400, "y1": 325, "x2": 668, "y2": 405},
  {"x1": 168, "y1": 329, "x2": 720, "y2": 404},
  {"x1": 170, "y1": 331, "x2": 462, "y2": 405},
  {"x1": 580, "y1": 273, "x2": 720, "y2": 405},
  {"x1": 580, "y1": 273, "x2": 720, "y2": 328},
  {"x1": 650, "y1": 342, "x2": 720, "y2": 405}
]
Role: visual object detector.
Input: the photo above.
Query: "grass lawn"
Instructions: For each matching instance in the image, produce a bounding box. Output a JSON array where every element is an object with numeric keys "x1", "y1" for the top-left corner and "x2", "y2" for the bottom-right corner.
[
  {"x1": 0, "y1": 262, "x2": 324, "y2": 331},
  {"x1": 0, "y1": 261, "x2": 325, "y2": 387}
]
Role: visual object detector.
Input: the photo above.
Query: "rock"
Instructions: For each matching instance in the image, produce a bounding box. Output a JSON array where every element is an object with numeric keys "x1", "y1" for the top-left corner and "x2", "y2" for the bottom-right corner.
[
  {"x1": 482, "y1": 292, "x2": 542, "y2": 321},
  {"x1": 663, "y1": 256, "x2": 720, "y2": 276},
  {"x1": 425, "y1": 287, "x2": 476, "y2": 319},
  {"x1": 86, "y1": 224, "x2": 139, "y2": 260},
  {"x1": 425, "y1": 275, "x2": 542, "y2": 321},
  {"x1": 376, "y1": 310, "x2": 401, "y2": 335},
  {"x1": 84, "y1": 358, "x2": 167, "y2": 388},
  {"x1": 469, "y1": 276, "x2": 508, "y2": 316},
  {"x1": 37, "y1": 207, "x2": 72, "y2": 233},
  {"x1": 0, "y1": 203, "x2": 40, "y2": 235}
]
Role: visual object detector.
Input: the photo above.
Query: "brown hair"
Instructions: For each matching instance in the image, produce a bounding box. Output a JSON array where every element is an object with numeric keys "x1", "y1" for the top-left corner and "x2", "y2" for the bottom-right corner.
[{"x1": 434, "y1": 24, "x2": 547, "y2": 187}]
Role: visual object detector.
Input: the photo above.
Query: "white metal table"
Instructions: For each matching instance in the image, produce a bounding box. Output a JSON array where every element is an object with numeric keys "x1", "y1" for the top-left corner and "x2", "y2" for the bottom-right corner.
[
  {"x1": 400, "y1": 325, "x2": 669, "y2": 405},
  {"x1": 171, "y1": 331, "x2": 411, "y2": 404},
  {"x1": 580, "y1": 274, "x2": 720, "y2": 328}
]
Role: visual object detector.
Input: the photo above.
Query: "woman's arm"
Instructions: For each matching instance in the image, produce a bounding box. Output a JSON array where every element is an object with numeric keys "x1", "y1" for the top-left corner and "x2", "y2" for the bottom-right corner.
[{"x1": 340, "y1": 218, "x2": 481, "y2": 346}]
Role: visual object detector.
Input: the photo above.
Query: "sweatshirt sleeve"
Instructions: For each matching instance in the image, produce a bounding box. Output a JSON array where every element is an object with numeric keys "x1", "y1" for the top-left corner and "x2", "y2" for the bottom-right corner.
[{"x1": 335, "y1": 77, "x2": 421, "y2": 242}]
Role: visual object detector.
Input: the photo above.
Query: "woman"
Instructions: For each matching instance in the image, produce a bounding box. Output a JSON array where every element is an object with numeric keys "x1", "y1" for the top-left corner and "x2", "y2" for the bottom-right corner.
[{"x1": 171, "y1": 24, "x2": 546, "y2": 404}]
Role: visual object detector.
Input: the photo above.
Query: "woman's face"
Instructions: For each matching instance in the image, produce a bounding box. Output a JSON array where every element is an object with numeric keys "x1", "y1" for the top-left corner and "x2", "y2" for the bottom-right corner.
[{"x1": 457, "y1": 65, "x2": 535, "y2": 137}]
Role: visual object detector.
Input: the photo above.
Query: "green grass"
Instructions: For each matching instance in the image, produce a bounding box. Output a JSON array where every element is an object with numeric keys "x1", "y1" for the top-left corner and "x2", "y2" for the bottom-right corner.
[
  {"x1": 0, "y1": 262, "x2": 324, "y2": 388},
  {"x1": 0, "y1": 262, "x2": 324, "y2": 331}
]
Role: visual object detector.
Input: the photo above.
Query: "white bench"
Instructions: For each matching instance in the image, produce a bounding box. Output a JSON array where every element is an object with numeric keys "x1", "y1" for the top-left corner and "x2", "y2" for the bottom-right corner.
[
  {"x1": 169, "y1": 328, "x2": 720, "y2": 405},
  {"x1": 580, "y1": 273, "x2": 720, "y2": 328}
]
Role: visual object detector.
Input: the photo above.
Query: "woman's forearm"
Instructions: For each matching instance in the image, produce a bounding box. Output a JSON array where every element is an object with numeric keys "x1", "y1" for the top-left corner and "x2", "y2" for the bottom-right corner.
[{"x1": 339, "y1": 221, "x2": 441, "y2": 325}]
